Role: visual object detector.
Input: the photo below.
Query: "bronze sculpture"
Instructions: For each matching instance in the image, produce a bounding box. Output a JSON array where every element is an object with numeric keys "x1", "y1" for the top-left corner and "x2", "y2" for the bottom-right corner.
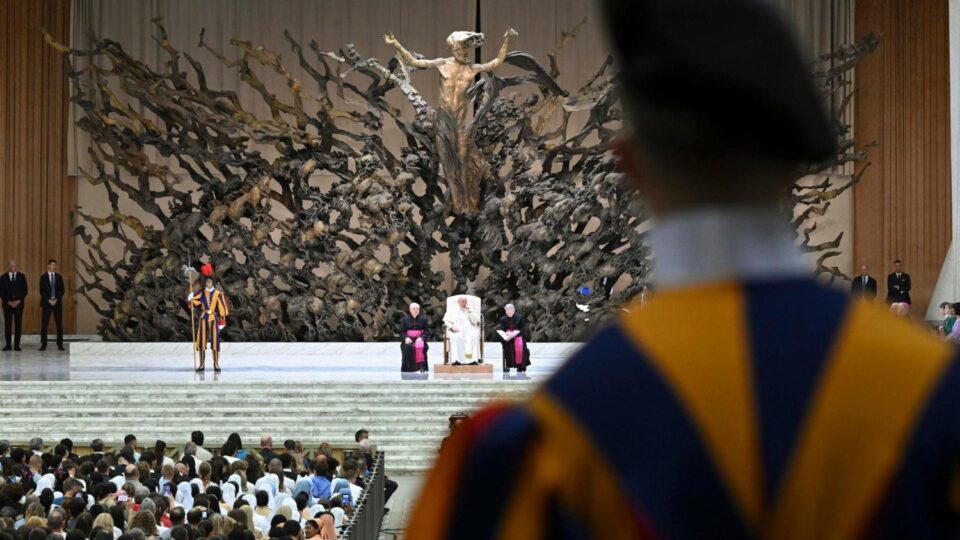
[
  {"x1": 48, "y1": 21, "x2": 875, "y2": 342},
  {"x1": 385, "y1": 29, "x2": 517, "y2": 214}
]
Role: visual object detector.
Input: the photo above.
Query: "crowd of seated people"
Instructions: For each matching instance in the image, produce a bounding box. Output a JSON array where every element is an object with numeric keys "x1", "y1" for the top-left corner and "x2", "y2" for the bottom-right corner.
[{"x1": 0, "y1": 430, "x2": 392, "y2": 540}]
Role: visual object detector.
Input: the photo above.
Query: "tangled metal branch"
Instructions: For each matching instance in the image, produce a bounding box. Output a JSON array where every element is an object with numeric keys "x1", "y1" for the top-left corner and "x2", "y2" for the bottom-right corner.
[{"x1": 50, "y1": 21, "x2": 875, "y2": 341}]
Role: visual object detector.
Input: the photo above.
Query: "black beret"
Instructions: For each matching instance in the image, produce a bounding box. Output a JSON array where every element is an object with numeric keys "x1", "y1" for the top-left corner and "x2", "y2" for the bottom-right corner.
[{"x1": 602, "y1": 0, "x2": 836, "y2": 162}]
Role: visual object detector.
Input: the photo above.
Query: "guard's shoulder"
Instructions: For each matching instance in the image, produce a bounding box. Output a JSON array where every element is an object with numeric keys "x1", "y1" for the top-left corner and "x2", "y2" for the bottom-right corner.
[
  {"x1": 460, "y1": 402, "x2": 539, "y2": 448},
  {"x1": 542, "y1": 324, "x2": 642, "y2": 396}
]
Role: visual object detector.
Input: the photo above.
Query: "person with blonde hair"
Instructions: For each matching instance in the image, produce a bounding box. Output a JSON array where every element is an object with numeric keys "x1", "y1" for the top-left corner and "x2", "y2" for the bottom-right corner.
[
  {"x1": 22, "y1": 501, "x2": 45, "y2": 522},
  {"x1": 275, "y1": 503, "x2": 293, "y2": 521},
  {"x1": 228, "y1": 463, "x2": 248, "y2": 493},
  {"x1": 128, "y1": 510, "x2": 157, "y2": 536},
  {"x1": 21, "y1": 516, "x2": 46, "y2": 530},
  {"x1": 292, "y1": 440, "x2": 307, "y2": 475},
  {"x1": 159, "y1": 463, "x2": 175, "y2": 496},
  {"x1": 210, "y1": 513, "x2": 237, "y2": 538},
  {"x1": 92, "y1": 511, "x2": 120, "y2": 539},
  {"x1": 234, "y1": 506, "x2": 265, "y2": 540}
]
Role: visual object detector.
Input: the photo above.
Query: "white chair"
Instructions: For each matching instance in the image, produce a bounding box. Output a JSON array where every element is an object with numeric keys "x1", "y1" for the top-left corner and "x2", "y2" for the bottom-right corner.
[{"x1": 443, "y1": 294, "x2": 484, "y2": 363}]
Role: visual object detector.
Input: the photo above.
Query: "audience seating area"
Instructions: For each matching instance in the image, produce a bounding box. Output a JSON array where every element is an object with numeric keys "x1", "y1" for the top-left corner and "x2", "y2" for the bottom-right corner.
[
  {"x1": 0, "y1": 430, "x2": 387, "y2": 540},
  {"x1": 0, "y1": 380, "x2": 535, "y2": 539}
]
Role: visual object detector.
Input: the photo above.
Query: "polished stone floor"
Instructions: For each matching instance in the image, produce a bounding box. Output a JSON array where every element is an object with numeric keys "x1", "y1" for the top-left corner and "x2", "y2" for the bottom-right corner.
[
  {"x1": 0, "y1": 334, "x2": 565, "y2": 382},
  {"x1": 379, "y1": 474, "x2": 423, "y2": 540}
]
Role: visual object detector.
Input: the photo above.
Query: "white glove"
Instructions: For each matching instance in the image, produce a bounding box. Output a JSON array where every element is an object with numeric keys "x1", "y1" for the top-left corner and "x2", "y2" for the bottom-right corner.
[
  {"x1": 187, "y1": 292, "x2": 194, "y2": 301},
  {"x1": 405, "y1": 337, "x2": 412, "y2": 344}
]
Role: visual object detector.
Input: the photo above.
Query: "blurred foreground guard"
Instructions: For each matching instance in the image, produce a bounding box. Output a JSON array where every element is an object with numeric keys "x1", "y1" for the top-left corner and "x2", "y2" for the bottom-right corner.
[{"x1": 408, "y1": 0, "x2": 960, "y2": 538}]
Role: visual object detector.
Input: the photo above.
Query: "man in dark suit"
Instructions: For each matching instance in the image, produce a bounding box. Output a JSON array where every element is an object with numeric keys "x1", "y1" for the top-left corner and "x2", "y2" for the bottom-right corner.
[
  {"x1": 886, "y1": 259, "x2": 912, "y2": 305},
  {"x1": 850, "y1": 264, "x2": 878, "y2": 299},
  {"x1": 85, "y1": 438, "x2": 105, "y2": 464},
  {"x1": 40, "y1": 259, "x2": 66, "y2": 351},
  {"x1": 0, "y1": 260, "x2": 28, "y2": 351}
]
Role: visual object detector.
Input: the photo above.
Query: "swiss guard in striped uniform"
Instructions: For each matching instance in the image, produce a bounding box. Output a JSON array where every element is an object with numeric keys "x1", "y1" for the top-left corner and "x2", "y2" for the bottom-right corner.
[
  {"x1": 188, "y1": 264, "x2": 229, "y2": 373},
  {"x1": 407, "y1": 0, "x2": 960, "y2": 538}
]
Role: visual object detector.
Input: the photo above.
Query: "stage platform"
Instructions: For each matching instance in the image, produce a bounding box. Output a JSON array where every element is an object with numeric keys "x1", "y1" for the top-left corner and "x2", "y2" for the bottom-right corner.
[{"x1": 0, "y1": 336, "x2": 579, "y2": 382}]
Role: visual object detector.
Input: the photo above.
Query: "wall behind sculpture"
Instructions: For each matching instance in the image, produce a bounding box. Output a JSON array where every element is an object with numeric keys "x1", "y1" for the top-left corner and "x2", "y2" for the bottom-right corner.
[
  {"x1": 854, "y1": 0, "x2": 951, "y2": 316},
  {"x1": 67, "y1": 0, "x2": 855, "y2": 333}
]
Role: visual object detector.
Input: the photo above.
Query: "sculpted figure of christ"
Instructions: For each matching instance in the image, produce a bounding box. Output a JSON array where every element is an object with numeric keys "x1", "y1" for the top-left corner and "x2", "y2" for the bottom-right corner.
[{"x1": 385, "y1": 29, "x2": 518, "y2": 213}]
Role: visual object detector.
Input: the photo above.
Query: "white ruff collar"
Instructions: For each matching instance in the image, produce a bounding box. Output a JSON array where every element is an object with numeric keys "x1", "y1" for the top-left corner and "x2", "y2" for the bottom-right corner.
[{"x1": 648, "y1": 206, "x2": 808, "y2": 290}]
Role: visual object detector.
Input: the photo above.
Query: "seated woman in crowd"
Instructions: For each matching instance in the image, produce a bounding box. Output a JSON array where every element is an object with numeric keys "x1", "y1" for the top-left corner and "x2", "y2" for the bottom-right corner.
[
  {"x1": 939, "y1": 301, "x2": 957, "y2": 335},
  {"x1": 0, "y1": 434, "x2": 381, "y2": 540},
  {"x1": 943, "y1": 303, "x2": 960, "y2": 344}
]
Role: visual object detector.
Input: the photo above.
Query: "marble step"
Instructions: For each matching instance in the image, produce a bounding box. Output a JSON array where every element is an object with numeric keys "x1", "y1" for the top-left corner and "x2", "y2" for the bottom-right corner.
[
  {"x1": 0, "y1": 390, "x2": 535, "y2": 399},
  {"x1": 0, "y1": 407, "x2": 493, "y2": 416},
  {"x1": 0, "y1": 394, "x2": 529, "y2": 402},
  {"x1": 0, "y1": 381, "x2": 535, "y2": 474},
  {"x1": 0, "y1": 381, "x2": 535, "y2": 387},
  {"x1": 0, "y1": 389, "x2": 530, "y2": 400},
  {"x1": 2, "y1": 420, "x2": 471, "y2": 429},
  {"x1": 0, "y1": 397, "x2": 533, "y2": 406},
  {"x1": 1, "y1": 425, "x2": 458, "y2": 435},
  {"x1": 0, "y1": 435, "x2": 443, "y2": 448},
  {"x1": 0, "y1": 433, "x2": 445, "y2": 446},
  {"x1": 0, "y1": 389, "x2": 534, "y2": 396}
]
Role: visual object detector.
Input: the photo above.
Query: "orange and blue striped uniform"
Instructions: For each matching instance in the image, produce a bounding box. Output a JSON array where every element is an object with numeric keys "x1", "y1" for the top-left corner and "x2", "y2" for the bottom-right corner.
[
  {"x1": 192, "y1": 288, "x2": 229, "y2": 352},
  {"x1": 408, "y1": 278, "x2": 960, "y2": 539}
]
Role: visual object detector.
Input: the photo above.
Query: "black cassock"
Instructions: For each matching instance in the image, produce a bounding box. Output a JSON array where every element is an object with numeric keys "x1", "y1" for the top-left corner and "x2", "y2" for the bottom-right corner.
[
  {"x1": 498, "y1": 314, "x2": 531, "y2": 371},
  {"x1": 400, "y1": 314, "x2": 430, "y2": 372}
]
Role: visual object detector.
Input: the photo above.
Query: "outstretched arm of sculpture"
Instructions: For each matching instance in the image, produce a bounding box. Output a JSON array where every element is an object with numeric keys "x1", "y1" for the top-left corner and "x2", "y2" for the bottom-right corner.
[
  {"x1": 384, "y1": 33, "x2": 443, "y2": 69},
  {"x1": 478, "y1": 28, "x2": 518, "y2": 72}
]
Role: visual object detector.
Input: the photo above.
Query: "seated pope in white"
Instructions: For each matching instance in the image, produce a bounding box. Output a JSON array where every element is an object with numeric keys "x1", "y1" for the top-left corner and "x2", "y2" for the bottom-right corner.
[{"x1": 444, "y1": 297, "x2": 482, "y2": 362}]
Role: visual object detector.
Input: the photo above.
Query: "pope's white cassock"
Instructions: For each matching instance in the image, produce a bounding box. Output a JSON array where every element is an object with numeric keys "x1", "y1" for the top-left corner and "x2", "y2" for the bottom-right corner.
[{"x1": 443, "y1": 299, "x2": 482, "y2": 362}]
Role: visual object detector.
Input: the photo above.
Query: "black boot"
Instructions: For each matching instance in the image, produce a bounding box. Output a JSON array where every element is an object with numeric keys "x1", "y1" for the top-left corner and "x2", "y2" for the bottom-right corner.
[
  {"x1": 196, "y1": 351, "x2": 205, "y2": 372},
  {"x1": 213, "y1": 351, "x2": 221, "y2": 373}
]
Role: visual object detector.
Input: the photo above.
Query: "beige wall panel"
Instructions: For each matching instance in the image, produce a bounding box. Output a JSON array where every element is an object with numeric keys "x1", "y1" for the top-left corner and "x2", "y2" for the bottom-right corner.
[
  {"x1": 854, "y1": 0, "x2": 951, "y2": 315},
  {"x1": 0, "y1": 0, "x2": 75, "y2": 334}
]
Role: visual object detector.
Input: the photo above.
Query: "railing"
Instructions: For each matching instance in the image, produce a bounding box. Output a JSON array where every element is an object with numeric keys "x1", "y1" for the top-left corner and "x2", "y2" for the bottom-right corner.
[{"x1": 340, "y1": 450, "x2": 385, "y2": 540}]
